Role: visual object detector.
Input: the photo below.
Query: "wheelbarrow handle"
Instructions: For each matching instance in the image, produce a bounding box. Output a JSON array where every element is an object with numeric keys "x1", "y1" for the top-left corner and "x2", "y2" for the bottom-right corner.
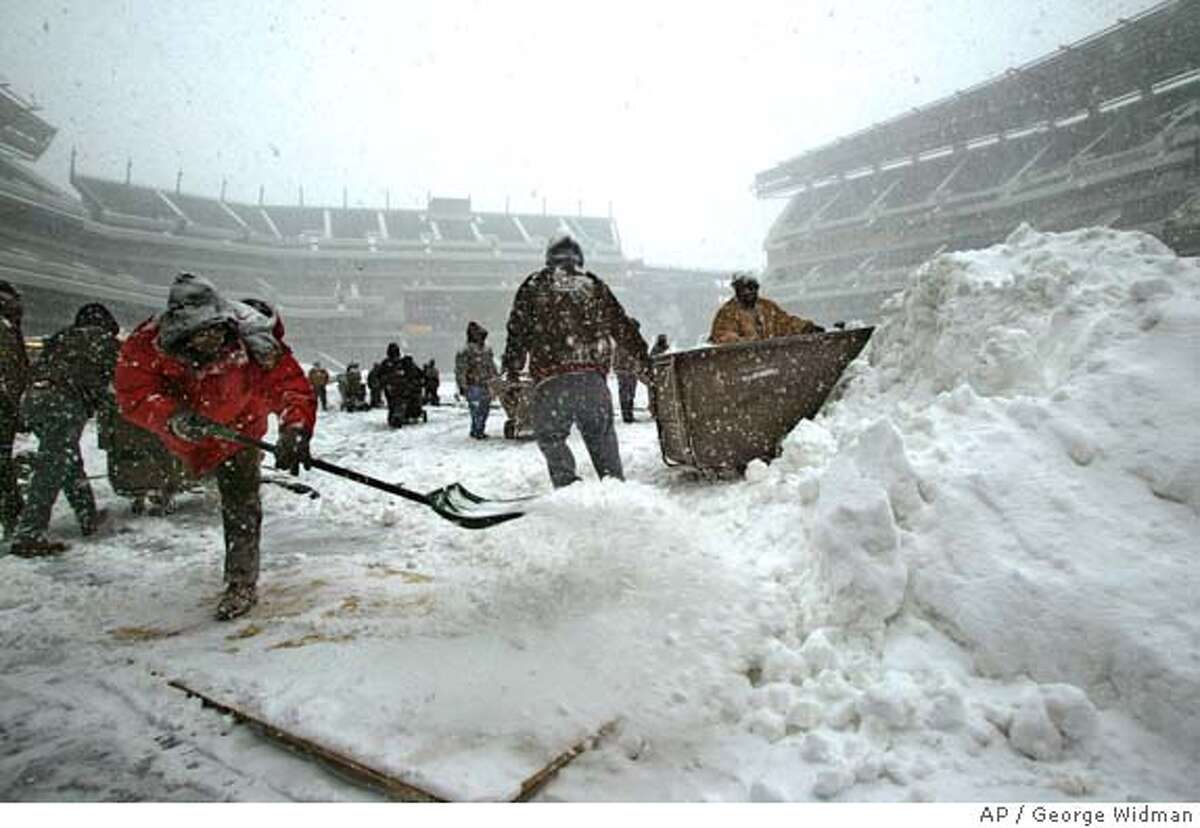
[{"x1": 208, "y1": 423, "x2": 430, "y2": 507}]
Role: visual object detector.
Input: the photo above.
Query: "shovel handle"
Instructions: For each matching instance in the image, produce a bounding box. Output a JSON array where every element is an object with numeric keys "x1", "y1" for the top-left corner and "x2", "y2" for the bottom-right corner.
[{"x1": 209, "y1": 423, "x2": 430, "y2": 506}]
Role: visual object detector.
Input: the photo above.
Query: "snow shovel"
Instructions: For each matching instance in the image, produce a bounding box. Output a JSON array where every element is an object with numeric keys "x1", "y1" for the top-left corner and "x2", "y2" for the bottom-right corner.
[{"x1": 206, "y1": 424, "x2": 530, "y2": 529}]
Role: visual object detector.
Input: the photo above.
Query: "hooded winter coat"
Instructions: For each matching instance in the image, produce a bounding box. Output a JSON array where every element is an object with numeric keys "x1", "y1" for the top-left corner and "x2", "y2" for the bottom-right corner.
[
  {"x1": 27, "y1": 323, "x2": 119, "y2": 415},
  {"x1": 114, "y1": 275, "x2": 315, "y2": 476},
  {"x1": 0, "y1": 289, "x2": 29, "y2": 408},
  {"x1": 455, "y1": 322, "x2": 498, "y2": 390},
  {"x1": 503, "y1": 267, "x2": 647, "y2": 382},
  {"x1": 708, "y1": 296, "x2": 821, "y2": 344}
]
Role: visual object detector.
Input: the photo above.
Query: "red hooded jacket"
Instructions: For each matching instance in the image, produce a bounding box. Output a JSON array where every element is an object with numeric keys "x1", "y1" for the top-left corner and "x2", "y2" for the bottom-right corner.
[{"x1": 115, "y1": 318, "x2": 316, "y2": 476}]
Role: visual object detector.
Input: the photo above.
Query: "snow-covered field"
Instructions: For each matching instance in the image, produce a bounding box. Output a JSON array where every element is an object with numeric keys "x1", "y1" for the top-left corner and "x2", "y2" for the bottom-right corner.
[{"x1": 1, "y1": 226, "x2": 1197, "y2": 801}]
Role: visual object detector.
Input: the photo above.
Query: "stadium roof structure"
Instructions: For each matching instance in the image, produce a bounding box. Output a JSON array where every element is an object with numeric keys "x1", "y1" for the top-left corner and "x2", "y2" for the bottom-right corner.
[
  {"x1": 755, "y1": 0, "x2": 1200, "y2": 197},
  {"x1": 0, "y1": 81, "x2": 56, "y2": 162},
  {"x1": 66, "y1": 169, "x2": 625, "y2": 259}
]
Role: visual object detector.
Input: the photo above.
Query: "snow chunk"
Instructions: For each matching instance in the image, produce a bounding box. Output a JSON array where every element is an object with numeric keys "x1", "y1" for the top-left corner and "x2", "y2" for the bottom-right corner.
[
  {"x1": 857, "y1": 671, "x2": 921, "y2": 732},
  {"x1": 813, "y1": 767, "x2": 855, "y2": 800},
  {"x1": 1008, "y1": 689, "x2": 1064, "y2": 761},
  {"x1": 811, "y1": 463, "x2": 907, "y2": 627},
  {"x1": 1040, "y1": 683, "x2": 1099, "y2": 749}
]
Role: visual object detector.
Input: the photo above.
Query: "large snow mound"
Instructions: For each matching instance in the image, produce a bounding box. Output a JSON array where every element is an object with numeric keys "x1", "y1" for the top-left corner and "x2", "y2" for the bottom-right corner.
[{"x1": 757, "y1": 225, "x2": 1200, "y2": 762}]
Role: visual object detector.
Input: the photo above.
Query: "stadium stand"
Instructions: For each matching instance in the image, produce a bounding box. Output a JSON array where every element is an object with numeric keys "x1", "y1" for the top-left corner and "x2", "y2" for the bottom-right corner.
[
  {"x1": 515, "y1": 214, "x2": 566, "y2": 242},
  {"x1": 330, "y1": 208, "x2": 381, "y2": 240},
  {"x1": 166, "y1": 191, "x2": 244, "y2": 233},
  {"x1": 568, "y1": 217, "x2": 617, "y2": 246},
  {"x1": 224, "y1": 202, "x2": 276, "y2": 237},
  {"x1": 74, "y1": 174, "x2": 178, "y2": 222},
  {"x1": 757, "y1": 0, "x2": 1200, "y2": 324},
  {"x1": 476, "y1": 212, "x2": 526, "y2": 243},
  {"x1": 879, "y1": 156, "x2": 956, "y2": 211},
  {"x1": 434, "y1": 217, "x2": 476, "y2": 243},
  {"x1": 0, "y1": 75, "x2": 719, "y2": 363},
  {"x1": 0, "y1": 83, "x2": 55, "y2": 160},
  {"x1": 944, "y1": 135, "x2": 1050, "y2": 197},
  {"x1": 264, "y1": 205, "x2": 327, "y2": 239},
  {"x1": 383, "y1": 209, "x2": 427, "y2": 241}
]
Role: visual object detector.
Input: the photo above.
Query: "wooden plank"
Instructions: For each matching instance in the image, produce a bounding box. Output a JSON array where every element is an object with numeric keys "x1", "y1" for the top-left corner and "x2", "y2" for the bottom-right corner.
[
  {"x1": 168, "y1": 678, "x2": 613, "y2": 802},
  {"x1": 513, "y1": 720, "x2": 617, "y2": 802},
  {"x1": 168, "y1": 678, "x2": 445, "y2": 802}
]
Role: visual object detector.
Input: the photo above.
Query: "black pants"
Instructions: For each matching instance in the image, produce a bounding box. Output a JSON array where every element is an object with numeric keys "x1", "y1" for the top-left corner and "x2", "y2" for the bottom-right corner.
[
  {"x1": 0, "y1": 396, "x2": 23, "y2": 534},
  {"x1": 616, "y1": 372, "x2": 637, "y2": 422},
  {"x1": 315, "y1": 386, "x2": 328, "y2": 411},
  {"x1": 216, "y1": 448, "x2": 262, "y2": 587}
]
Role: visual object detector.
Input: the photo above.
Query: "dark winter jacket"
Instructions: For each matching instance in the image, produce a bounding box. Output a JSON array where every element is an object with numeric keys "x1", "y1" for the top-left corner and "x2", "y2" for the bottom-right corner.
[
  {"x1": 503, "y1": 266, "x2": 647, "y2": 382},
  {"x1": 0, "y1": 303, "x2": 29, "y2": 408},
  {"x1": 456, "y1": 323, "x2": 499, "y2": 390},
  {"x1": 382, "y1": 355, "x2": 422, "y2": 399},
  {"x1": 339, "y1": 365, "x2": 364, "y2": 396},
  {"x1": 27, "y1": 324, "x2": 119, "y2": 415},
  {"x1": 612, "y1": 335, "x2": 645, "y2": 375}
]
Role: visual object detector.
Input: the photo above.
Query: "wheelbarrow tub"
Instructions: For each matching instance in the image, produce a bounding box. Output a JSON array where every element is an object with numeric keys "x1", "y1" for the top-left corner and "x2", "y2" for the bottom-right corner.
[
  {"x1": 652, "y1": 327, "x2": 873, "y2": 472},
  {"x1": 489, "y1": 376, "x2": 536, "y2": 440}
]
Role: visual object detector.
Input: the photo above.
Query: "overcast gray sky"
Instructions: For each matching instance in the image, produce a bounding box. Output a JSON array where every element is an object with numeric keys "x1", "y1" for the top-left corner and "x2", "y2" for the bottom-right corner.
[{"x1": 1, "y1": 0, "x2": 1163, "y2": 270}]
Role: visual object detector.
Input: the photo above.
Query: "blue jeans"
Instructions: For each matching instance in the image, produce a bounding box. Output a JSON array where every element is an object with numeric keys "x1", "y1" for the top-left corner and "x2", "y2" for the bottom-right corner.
[
  {"x1": 531, "y1": 372, "x2": 623, "y2": 488},
  {"x1": 466, "y1": 384, "x2": 491, "y2": 437}
]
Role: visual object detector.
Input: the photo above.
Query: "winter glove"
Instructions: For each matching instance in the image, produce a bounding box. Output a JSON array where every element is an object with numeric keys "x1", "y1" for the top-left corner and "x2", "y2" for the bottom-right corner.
[
  {"x1": 274, "y1": 425, "x2": 312, "y2": 476},
  {"x1": 637, "y1": 355, "x2": 653, "y2": 386},
  {"x1": 168, "y1": 409, "x2": 217, "y2": 442}
]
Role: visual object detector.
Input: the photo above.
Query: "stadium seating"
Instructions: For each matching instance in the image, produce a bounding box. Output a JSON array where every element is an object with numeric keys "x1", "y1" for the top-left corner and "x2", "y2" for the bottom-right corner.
[
  {"x1": 264, "y1": 206, "x2": 326, "y2": 239},
  {"x1": 0, "y1": 87, "x2": 56, "y2": 160},
  {"x1": 880, "y1": 156, "x2": 958, "y2": 210},
  {"x1": 944, "y1": 135, "x2": 1050, "y2": 197},
  {"x1": 434, "y1": 218, "x2": 476, "y2": 242},
  {"x1": 1021, "y1": 117, "x2": 1111, "y2": 180},
  {"x1": 166, "y1": 192, "x2": 244, "y2": 233},
  {"x1": 383, "y1": 210, "x2": 427, "y2": 241},
  {"x1": 820, "y1": 173, "x2": 895, "y2": 223},
  {"x1": 515, "y1": 214, "x2": 565, "y2": 241},
  {"x1": 330, "y1": 208, "x2": 381, "y2": 240},
  {"x1": 476, "y1": 213, "x2": 525, "y2": 243},
  {"x1": 758, "y1": 0, "x2": 1200, "y2": 327},
  {"x1": 224, "y1": 203, "x2": 276, "y2": 237},
  {"x1": 75, "y1": 175, "x2": 178, "y2": 222},
  {"x1": 568, "y1": 217, "x2": 616, "y2": 246}
]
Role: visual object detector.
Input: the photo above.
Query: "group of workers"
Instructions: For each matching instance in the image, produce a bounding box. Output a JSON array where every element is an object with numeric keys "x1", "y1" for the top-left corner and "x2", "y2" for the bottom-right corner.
[
  {"x1": 306, "y1": 354, "x2": 440, "y2": 421},
  {"x1": 0, "y1": 233, "x2": 821, "y2": 623}
]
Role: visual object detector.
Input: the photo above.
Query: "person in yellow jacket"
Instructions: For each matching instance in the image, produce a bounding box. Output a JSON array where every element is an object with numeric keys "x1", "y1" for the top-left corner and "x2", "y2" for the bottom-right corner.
[{"x1": 709, "y1": 272, "x2": 823, "y2": 344}]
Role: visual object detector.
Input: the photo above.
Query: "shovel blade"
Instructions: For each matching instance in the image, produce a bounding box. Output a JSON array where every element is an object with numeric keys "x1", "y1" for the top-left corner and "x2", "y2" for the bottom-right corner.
[{"x1": 425, "y1": 483, "x2": 534, "y2": 529}]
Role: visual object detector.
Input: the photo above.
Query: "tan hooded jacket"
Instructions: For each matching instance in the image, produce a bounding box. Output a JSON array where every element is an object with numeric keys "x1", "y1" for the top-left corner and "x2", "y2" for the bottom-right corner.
[{"x1": 709, "y1": 297, "x2": 820, "y2": 344}]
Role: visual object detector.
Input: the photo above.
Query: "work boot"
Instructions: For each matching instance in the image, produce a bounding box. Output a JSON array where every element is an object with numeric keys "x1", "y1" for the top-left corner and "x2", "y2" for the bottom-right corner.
[
  {"x1": 10, "y1": 535, "x2": 69, "y2": 557},
  {"x1": 215, "y1": 582, "x2": 258, "y2": 621},
  {"x1": 81, "y1": 508, "x2": 111, "y2": 537}
]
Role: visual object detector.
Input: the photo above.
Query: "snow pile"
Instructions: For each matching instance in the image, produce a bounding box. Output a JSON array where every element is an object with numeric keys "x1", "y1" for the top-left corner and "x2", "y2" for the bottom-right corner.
[{"x1": 751, "y1": 225, "x2": 1200, "y2": 769}]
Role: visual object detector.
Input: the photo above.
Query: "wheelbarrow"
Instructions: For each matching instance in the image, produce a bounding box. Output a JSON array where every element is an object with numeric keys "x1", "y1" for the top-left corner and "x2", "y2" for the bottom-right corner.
[
  {"x1": 651, "y1": 327, "x2": 873, "y2": 473},
  {"x1": 489, "y1": 374, "x2": 536, "y2": 440}
]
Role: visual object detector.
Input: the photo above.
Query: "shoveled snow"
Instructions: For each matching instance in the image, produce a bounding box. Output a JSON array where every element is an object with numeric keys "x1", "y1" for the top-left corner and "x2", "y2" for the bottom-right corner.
[{"x1": 1, "y1": 226, "x2": 1196, "y2": 801}]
